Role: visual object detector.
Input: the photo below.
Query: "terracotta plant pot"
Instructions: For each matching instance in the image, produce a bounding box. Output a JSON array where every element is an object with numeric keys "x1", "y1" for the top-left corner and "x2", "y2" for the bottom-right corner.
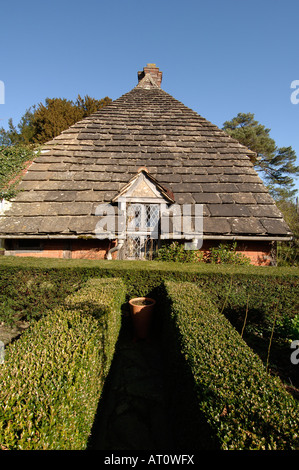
[{"x1": 129, "y1": 297, "x2": 156, "y2": 339}]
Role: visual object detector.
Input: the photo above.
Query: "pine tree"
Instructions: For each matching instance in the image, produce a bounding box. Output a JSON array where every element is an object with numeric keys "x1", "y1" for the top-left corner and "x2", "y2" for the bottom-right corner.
[{"x1": 222, "y1": 113, "x2": 299, "y2": 199}]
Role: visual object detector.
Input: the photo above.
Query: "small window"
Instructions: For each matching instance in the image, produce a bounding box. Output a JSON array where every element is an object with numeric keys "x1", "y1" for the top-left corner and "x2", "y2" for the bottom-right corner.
[
  {"x1": 16, "y1": 240, "x2": 42, "y2": 252},
  {"x1": 126, "y1": 203, "x2": 160, "y2": 232}
]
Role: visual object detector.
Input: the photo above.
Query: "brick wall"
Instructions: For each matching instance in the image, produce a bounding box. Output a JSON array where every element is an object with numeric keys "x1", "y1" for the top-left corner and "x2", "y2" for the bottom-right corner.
[
  {"x1": 200, "y1": 240, "x2": 274, "y2": 266},
  {"x1": 6, "y1": 239, "x2": 117, "y2": 260},
  {"x1": 71, "y1": 240, "x2": 117, "y2": 260},
  {"x1": 5, "y1": 238, "x2": 275, "y2": 265}
]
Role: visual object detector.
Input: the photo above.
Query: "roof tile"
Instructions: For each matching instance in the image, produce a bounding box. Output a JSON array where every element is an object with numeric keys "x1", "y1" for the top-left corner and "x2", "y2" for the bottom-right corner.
[{"x1": 0, "y1": 76, "x2": 291, "y2": 239}]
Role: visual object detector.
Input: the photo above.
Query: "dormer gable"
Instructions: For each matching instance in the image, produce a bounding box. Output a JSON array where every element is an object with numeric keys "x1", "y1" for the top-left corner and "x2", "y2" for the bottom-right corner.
[{"x1": 111, "y1": 167, "x2": 175, "y2": 204}]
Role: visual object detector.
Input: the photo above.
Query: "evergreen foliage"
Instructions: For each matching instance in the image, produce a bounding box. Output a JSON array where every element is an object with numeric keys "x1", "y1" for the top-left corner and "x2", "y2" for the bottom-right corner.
[
  {"x1": 162, "y1": 281, "x2": 299, "y2": 450},
  {"x1": 222, "y1": 112, "x2": 299, "y2": 199},
  {"x1": 0, "y1": 277, "x2": 125, "y2": 450},
  {"x1": 0, "y1": 145, "x2": 37, "y2": 199}
]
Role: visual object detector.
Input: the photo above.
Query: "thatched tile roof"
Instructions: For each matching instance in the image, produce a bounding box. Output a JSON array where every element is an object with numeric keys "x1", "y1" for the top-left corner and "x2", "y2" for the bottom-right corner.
[{"x1": 0, "y1": 64, "x2": 291, "y2": 240}]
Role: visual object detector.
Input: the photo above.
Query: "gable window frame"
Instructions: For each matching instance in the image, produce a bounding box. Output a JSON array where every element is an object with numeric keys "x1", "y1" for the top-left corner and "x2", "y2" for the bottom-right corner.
[{"x1": 113, "y1": 170, "x2": 174, "y2": 260}]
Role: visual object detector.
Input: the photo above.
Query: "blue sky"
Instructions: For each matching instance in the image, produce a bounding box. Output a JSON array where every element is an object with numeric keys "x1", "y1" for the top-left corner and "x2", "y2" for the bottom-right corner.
[{"x1": 0, "y1": 0, "x2": 298, "y2": 194}]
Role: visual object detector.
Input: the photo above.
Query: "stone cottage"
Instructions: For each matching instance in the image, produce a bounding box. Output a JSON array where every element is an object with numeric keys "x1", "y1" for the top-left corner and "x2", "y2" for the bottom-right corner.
[{"x1": 0, "y1": 64, "x2": 292, "y2": 264}]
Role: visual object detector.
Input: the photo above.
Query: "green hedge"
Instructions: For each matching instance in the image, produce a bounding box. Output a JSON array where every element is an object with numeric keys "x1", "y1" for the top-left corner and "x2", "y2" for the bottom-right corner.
[
  {"x1": 63, "y1": 277, "x2": 125, "y2": 376},
  {"x1": 0, "y1": 258, "x2": 298, "y2": 338},
  {"x1": 162, "y1": 281, "x2": 299, "y2": 450},
  {"x1": 0, "y1": 267, "x2": 81, "y2": 325},
  {"x1": 0, "y1": 277, "x2": 126, "y2": 450},
  {"x1": 0, "y1": 257, "x2": 298, "y2": 449}
]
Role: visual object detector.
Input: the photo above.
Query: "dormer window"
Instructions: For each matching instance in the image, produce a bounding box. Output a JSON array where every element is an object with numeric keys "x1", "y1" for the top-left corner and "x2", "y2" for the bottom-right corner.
[{"x1": 111, "y1": 168, "x2": 174, "y2": 259}]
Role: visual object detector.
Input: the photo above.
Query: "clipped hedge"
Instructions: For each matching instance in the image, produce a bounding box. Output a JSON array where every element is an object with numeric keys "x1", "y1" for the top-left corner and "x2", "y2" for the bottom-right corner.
[
  {"x1": 0, "y1": 277, "x2": 126, "y2": 450},
  {"x1": 163, "y1": 281, "x2": 299, "y2": 450},
  {"x1": 0, "y1": 258, "x2": 298, "y2": 331},
  {"x1": 0, "y1": 267, "x2": 81, "y2": 325},
  {"x1": 63, "y1": 277, "x2": 125, "y2": 376}
]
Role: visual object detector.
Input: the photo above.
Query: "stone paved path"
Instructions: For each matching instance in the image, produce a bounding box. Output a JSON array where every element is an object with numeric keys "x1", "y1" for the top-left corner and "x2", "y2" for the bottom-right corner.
[
  {"x1": 88, "y1": 313, "x2": 218, "y2": 451},
  {"x1": 0, "y1": 318, "x2": 30, "y2": 345}
]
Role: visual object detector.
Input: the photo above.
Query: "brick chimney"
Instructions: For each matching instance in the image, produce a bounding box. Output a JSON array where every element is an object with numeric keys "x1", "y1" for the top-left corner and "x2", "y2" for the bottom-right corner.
[{"x1": 138, "y1": 63, "x2": 162, "y2": 87}]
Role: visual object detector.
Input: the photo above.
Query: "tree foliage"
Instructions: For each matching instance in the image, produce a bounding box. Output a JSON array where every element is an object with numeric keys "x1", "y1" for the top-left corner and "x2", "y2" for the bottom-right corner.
[
  {"x1": 222, "y1": 113, "x2": 299, "y2": 199},
  {"x1": 276, "y1": 196, "x2": 299, "y2": 266},
  {"x1": 0, "y1": 145, "x2": 37, "y2": 199},
  {"x1": 0, "y1": 94, "x2": 111, "y2": 146},
  {"x1": 0, "y1": 94, "x2": 111, "y2": 198},
  {"x1": 223, "y1": 113, "x2": 299, "y2": 265}
]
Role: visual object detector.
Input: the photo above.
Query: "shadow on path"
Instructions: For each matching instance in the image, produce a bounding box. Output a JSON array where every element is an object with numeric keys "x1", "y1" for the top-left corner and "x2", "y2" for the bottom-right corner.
[{"x1": 88, "y1": 312, "x2": 218, "y2": 451}]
